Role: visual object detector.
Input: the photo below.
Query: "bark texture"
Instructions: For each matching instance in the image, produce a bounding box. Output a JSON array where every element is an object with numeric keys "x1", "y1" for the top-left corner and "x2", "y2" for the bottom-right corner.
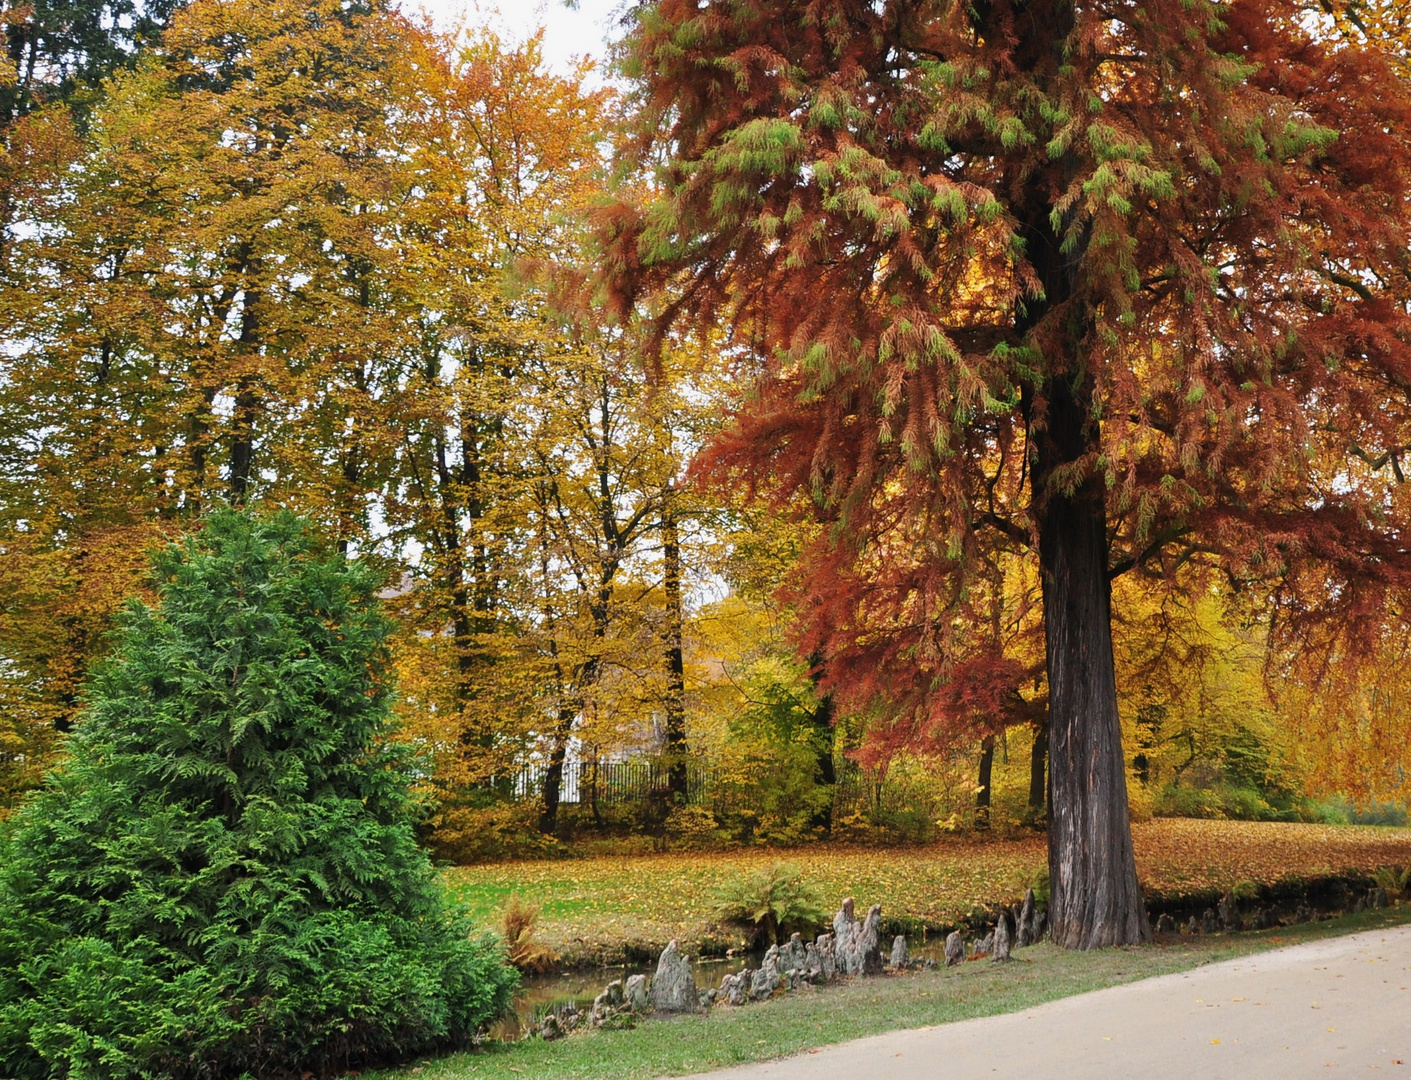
[{"x1": 1037, "y1": 376, "x2": 1149, "y2": 949}]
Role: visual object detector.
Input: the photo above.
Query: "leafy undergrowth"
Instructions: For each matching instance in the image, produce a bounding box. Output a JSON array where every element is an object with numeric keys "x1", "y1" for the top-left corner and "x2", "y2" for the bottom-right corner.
[
  {"x1": 442, "y1": 819, "x2": 1411, "y2": 966},
  {"x1": 370, "y1": 908, "x2": 1411, "y2": 1080}
]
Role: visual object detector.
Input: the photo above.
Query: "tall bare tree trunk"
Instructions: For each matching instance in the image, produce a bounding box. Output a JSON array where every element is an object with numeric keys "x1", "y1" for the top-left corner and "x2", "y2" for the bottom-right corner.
[
  {"x1": 975, "y1": 734, "x2": 995, "y2": 829},
  {"x1": 662, "y1": 488, "x2": 688, "y2": 799},
  {"x1": 1028, "y1": 717, "x2": 1049, "y2": 819}
]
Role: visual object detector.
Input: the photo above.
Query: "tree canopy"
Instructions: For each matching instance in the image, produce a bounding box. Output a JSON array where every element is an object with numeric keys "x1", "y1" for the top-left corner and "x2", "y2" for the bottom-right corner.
[
  {"x1": 606, "y1": 0, "x2": 1411, "y2": 945},
  {"x1": 3, "y1": 0, "x2": 1411, "y2": 933}
]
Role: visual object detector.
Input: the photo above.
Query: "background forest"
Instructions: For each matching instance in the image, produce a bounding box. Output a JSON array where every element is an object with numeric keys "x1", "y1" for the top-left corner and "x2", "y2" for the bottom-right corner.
[{"x1": 2, "y1": 0, "x2": 1410, "y2": 867}]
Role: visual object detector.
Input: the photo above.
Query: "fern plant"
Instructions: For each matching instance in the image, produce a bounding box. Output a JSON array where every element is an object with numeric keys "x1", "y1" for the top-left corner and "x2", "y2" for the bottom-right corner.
[
  {"x1": 0, "y1": 510, "x2": 517, "y2": 1079},
  {"x1": 712, "y1": 862, "x2": 827, "y2": 947},
  {"x1": 1374, "y1": 865, "x2": 1411, "y2": 902}
]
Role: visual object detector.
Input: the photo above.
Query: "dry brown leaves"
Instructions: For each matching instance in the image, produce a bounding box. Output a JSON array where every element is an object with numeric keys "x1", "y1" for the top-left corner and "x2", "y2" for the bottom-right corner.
[{"x1": 443, "y1": 819, "x2": 1411, "y2": 963}]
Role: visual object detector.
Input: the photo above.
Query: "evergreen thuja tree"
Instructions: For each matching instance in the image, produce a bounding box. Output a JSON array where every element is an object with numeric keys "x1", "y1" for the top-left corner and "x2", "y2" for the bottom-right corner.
[{"x1": 0, "y1": 510, "x2": 517, "y2": 1079}]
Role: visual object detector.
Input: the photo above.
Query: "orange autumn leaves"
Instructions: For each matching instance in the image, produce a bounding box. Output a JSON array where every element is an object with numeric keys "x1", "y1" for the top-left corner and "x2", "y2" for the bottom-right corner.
[{"x1": 444, "y1": 819, "x2": 1411, "y2": 962}]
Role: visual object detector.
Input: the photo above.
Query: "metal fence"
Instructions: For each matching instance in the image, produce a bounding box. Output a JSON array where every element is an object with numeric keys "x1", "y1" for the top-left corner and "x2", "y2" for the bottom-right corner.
[
  {"x1": 497, "y1": 759, "x2": 719, "y2": 808},
  {"x1": 492, "y1": 758, "x2": 894, "y2": 817}
]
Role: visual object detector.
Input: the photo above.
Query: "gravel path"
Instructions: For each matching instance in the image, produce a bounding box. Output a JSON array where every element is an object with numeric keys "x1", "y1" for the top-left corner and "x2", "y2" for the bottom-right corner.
[{"x1": 681, "y1": 925, "x2": 1411, "y2": 1079}]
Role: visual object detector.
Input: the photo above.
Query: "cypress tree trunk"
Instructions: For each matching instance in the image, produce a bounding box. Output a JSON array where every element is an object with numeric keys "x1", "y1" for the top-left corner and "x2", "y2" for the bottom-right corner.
[{"x1": 1036, "y1": 374, "x2": 1148, "y2": 950}]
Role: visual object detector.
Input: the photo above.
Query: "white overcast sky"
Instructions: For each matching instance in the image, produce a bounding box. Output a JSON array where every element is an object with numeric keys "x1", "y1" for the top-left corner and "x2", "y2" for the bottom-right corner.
[{"x1": 399, "y1": 1, "x2": 622, "y2": 76}]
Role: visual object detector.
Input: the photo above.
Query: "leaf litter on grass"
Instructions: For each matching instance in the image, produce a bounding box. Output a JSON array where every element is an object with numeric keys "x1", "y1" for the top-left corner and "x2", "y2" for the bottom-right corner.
[{"x1": 443, "y1": 819, "x2": 1411, "y2": 964}]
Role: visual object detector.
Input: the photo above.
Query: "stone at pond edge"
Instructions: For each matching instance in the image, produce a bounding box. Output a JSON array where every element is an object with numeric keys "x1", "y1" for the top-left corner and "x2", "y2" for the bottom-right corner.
[
  {"x1": 859, "y1": 904, "x2": 884, "y2": 975},
  {"x1": 780, "y1": 933, "x2": 810, "y2": 979},
  {"x1": 751, "y1": 945, "x2": 782, "y2": 1000},
  {"x1": 832, "y1": 898, "x2": 861, "y2": 975},
  {"x1": 1249, "y1": 906, "x2": 1276, "y2": 931},
  {"x1": 803, "y1": 940, "x2": 824, "y2": 982},
  {"x1": 1201, "y1": 908, "x2": 1219, "y2": 934},
  {"x1": 815, "y1": 932, "x2": 838, "y2": 982},
  {"x1": 944, "y1": 930, "x2": 965, "y2": 967},
  {"x1": 719, "y1": 969, "x2": 751, "y2": 1007},
  {"x1": 991, "y1": 909, "x2": 1013, "y2": 962},
  {"x1": 1016, "y1": 889, "x2": 1038, "y2": 947},
  {"x1": 625, "y1": 973, "x2": 648, "y2": 1013},
  {"x1": 889, "y1": 935, "x2": 909, "y2": 969},
  {"x1": 536, "y1": 1002, "x2": 583, "y2": 1041},
  {"x1": 1217, "y1": 892, "x2": 1243, "y2": 933},
  {"x1": 590, "y1": 979, "x2": 627, "y2": 1025},
  {"x1": 1155, "y1": 913, "x2": 1176, "y2": 934},
  {"x1": 833, "y1": 898, "x2": 879, "y2": 976},
  {"x1": 650, "y1": 939, "x2": 699, "y2": 1013}
]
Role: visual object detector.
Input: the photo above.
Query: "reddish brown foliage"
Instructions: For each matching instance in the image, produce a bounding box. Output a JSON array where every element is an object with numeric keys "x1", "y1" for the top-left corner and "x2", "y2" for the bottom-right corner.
[
  {"x1": 613, "y1": 0, "x2": 1411, "y2": 722},
  {"x1": 609, "y1": 0, "x2": 1411, "y2": 945}
]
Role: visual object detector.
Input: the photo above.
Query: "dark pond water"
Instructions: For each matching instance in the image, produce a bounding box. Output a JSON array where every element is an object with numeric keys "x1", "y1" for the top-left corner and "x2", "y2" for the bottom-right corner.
[
  {"x1": 494, "y1": 934, "x2": 955, "y2": 1040},
  {"x1": 494, "y1": 956, "x2": 749, "y2": 1039}
]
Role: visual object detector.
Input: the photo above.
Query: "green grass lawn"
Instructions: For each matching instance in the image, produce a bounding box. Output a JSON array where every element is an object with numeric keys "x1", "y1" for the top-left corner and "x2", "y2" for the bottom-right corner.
[
  {"x1": 370, "y1": 907, "x2": 1411, "y2": 1080},
  {"x1": 444, "y1": 819, "x2": 1411, "y2": 965}
]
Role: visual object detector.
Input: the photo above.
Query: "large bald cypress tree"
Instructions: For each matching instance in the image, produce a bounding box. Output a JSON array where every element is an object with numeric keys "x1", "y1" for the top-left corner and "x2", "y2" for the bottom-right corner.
[{"x1": 608, "y1": 0, "x2": 1411, "y2": 947}]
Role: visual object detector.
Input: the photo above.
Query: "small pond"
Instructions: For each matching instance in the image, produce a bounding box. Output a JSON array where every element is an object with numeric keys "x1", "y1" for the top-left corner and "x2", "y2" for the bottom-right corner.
[{"x1": 494, "y1": 933, "x2": 954, "y2": 1039}]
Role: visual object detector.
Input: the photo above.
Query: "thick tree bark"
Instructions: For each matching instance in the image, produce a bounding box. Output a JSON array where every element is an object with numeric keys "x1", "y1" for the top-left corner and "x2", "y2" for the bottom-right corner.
[
  {"x1": 975, "y1": 734, "x2": 995, "y2": 829},
  {"x1": 1001, "y1": 0, "x2": 1146, "y2": 945},
  {"x1": 1036, "y1": 375, "x2": 1149, "y2": 949}
]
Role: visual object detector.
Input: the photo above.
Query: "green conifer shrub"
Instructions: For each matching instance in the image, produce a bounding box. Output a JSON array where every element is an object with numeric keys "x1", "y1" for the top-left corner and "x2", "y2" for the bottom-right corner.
[{"x1": 0, "y1": 510, "x2": 517, "y2": 1079}]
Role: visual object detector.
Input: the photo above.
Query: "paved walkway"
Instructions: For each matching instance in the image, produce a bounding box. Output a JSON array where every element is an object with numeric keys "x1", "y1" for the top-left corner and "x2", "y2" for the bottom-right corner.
[{"x1": 683, "y1": 925, "x2": 1411, "y2": 1079}]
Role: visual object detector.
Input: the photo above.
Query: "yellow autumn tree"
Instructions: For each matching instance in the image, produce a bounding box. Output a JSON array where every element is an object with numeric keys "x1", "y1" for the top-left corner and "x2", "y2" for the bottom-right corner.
[{"x1": 0, "y1": 0, "x2": 453, "y2": 807}]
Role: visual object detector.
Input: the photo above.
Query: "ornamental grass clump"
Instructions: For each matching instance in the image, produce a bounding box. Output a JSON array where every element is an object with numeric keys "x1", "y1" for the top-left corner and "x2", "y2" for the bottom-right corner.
[
  {"x1": 503, "y1": 895, "x2": 560, "y2": 974},
  {"x1": 0, "y1": 510, "x2": 517, "y2": 1080}
]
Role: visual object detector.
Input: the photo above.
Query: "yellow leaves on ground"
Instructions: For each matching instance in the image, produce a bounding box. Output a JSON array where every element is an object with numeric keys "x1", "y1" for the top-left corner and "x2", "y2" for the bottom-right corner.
[
  {"x1": 1132, "y1": 818, "x2": 1411, "y2": 899},
  {"x1": 444, "y1": 819, "x2": 1411, "y2": 963}
]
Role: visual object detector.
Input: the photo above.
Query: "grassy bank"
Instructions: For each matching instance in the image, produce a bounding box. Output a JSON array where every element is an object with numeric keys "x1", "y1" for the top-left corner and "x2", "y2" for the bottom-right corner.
[
  {"x1": 443, "y1": 819, "x2": 1411, "y2": 965},
  {"x1": 371, "y1": 907, "x2": 1411, "y2": 1080}
]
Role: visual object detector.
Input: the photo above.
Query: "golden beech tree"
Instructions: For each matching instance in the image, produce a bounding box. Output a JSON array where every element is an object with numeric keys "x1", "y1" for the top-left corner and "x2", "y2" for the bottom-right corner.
[
  {"x1": 0, "y1": 2, "x2": 723, "y2": 836},
  {"x1": 374, "y1": 29, "x2": 616, "y2": 827},
  {"x1": 0, "y1": 0, "x2": 435, "y2": 801},
  {"x1": 607, "y1": 0, "x2": 1411, "y2": 947}
]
